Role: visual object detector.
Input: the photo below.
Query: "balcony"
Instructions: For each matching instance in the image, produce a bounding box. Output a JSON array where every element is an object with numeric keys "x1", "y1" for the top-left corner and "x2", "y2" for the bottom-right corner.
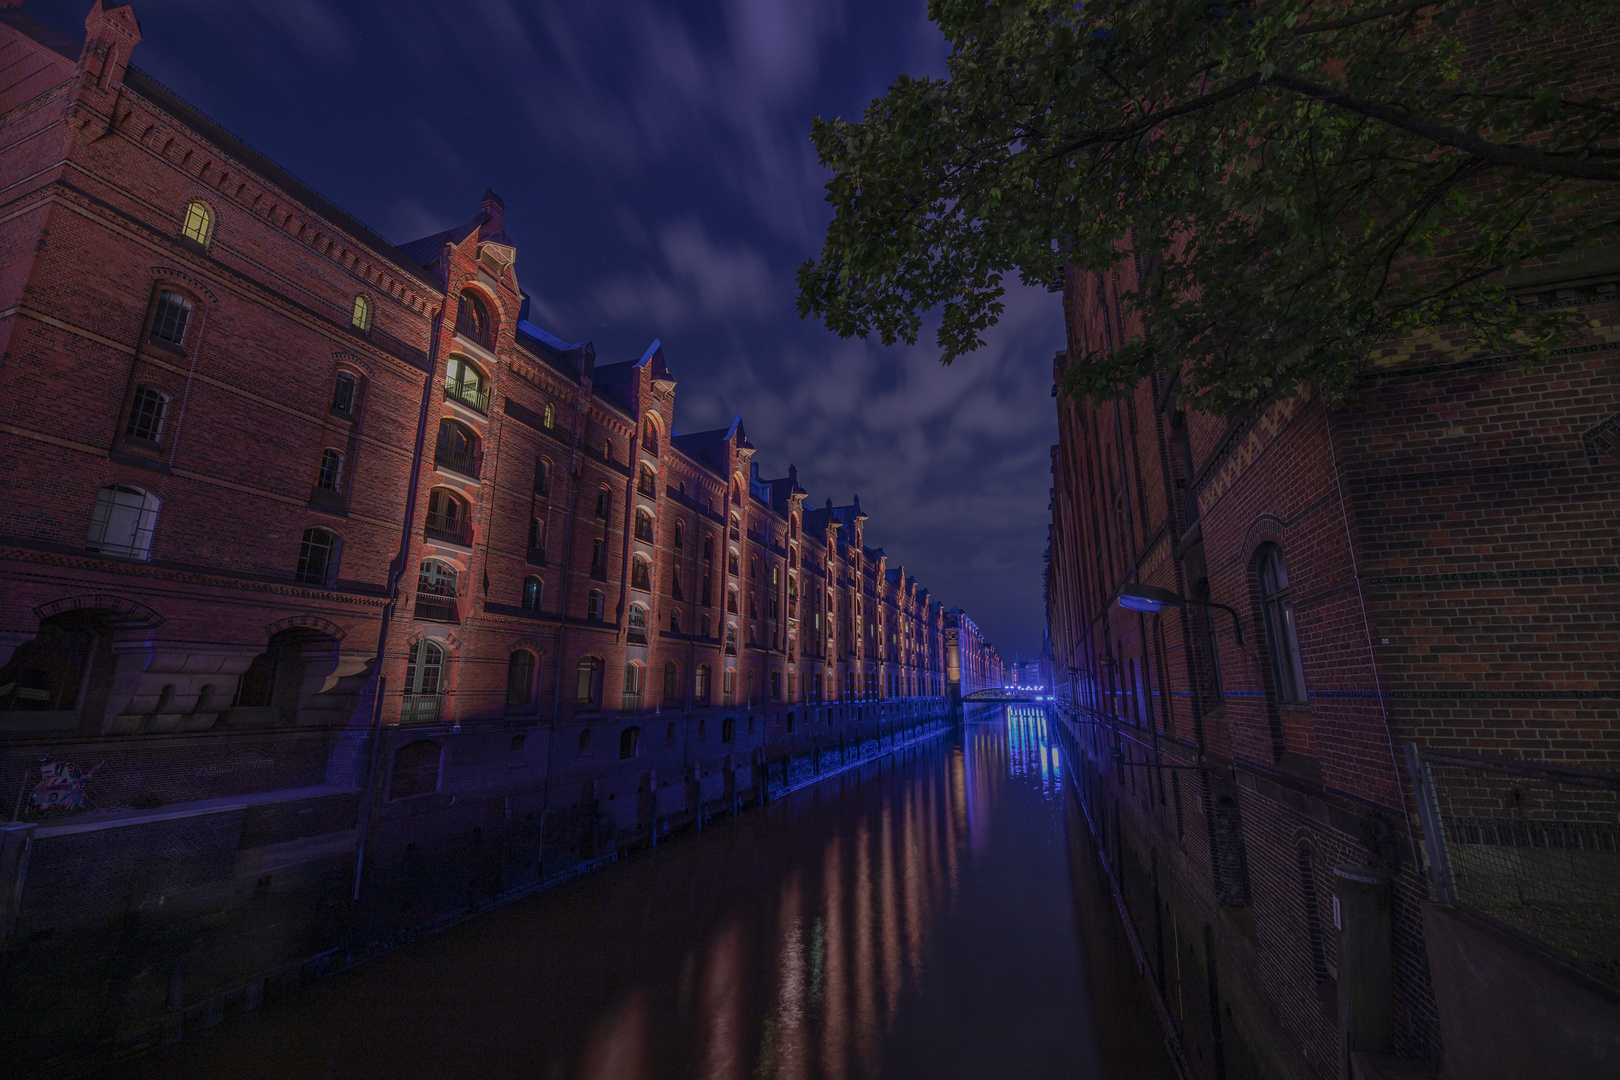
[
  {"x1": 424, "y1": 509, "x2": 470, "y2": 547},
  {"x1": 435, "y1": 446, "x2": 480, "y2": 479},
  {"x1": 401, "y1": 694, "x2": 442, "y2": 724},
  {"x1": 621, "y1": 691, "x2": 641, "y2": 713},
  {"x1": 443, "y1": 380, "x2": 489, "y2": 415},
  {"x1": 413, "y1": 596, "x2": 458, "y2": 623}
]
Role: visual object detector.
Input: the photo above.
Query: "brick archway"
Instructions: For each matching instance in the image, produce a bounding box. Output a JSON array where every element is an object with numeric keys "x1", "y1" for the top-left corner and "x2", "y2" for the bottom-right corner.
[
  {"x1": 263, "y1": 614, "x2": 346, "y2": 641},
  {"x1": 32, "y1": 594, "x2": 164, "y2": 629}
]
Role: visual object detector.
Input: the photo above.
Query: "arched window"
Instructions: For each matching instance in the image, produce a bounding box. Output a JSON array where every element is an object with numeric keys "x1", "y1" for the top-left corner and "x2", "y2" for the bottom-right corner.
[
  {"x1": 296, "y1": 527, "x2": 340, "y2": 585},
  {"x1": 634, "y1": 508, "x2": 655, "y2": 543},
  {"x1": 316, "y1": 448, "x2": 344, "y2": 492},
  {"x1": 351, "y1": 295, "x2": 372, "y2": 331},
  {"x1": 1298, "y1": 846, "x2": 1330, "y2": 983},
  {"x1": 673, "y1": 522, "x2": 684, "y2": 550},
  {"x1": 696, "y1": 664, "x2": 711, "y2": 705},
  {"x1": 727, "y1": 586, "x2": 738, "y2": 614},
  {"x1": 627, "y1": 604, "x2": 648, "y2": 644},
  {"x1": 643, "y1": 418, "x2": 659, "y2": 454},
  {"x1": 1259, "y1": 546, "x2": 1308, "y2": 705},
  {"x1": 534, "y1": 458, "x2": 551, "y2": 496},
  {"x1": 125, "y1": 386, "x2": 168, "y2": 443},
  {"x1": 576, "y1": 656, "x2": 602, "y2": 705},
  {"x1": 389, "y1": 740, "x2": 441, "y2": 799},
  {"x1": 443, "y1": 356, "x2": 489, "y2": 413},
  {"x1": 728, "y1": 549, "x2": 739, "y2": 576},
  {"x1": 415, "y1": 559, "x2": 458, "y2": 621},
  {"x1": 595, "y1": 488, "x2": 611, "y2": 521},
  {"x1": 721, "y1": 716, "x2": 735, "y2": 743},
  {"x1": 701, "y1": 614, "x2": 712, "y2": 638},
  {"x1": 669, "y1": 609, "x2": 681, "y2": 634},
  {"x1": 506, "y1": 650, "x2": 536, "y2": 706},
  {"x1": 435, "y1": 419, "x2": 479, "y2": 477},
  {"x1": 619, "y1": 725, "x2": 642, "y2": 758},
  {"x1": 723, "y1": 668, "x2": 736, "y2": 698},
  {"x1": 638, "y1": 464, "x2": 657, "y2": 498},
  {"x1": 0, "y1": 613, "x2": 98, "y2": 712},
  {"x1": 86, "y1": 485, "x2": 160, "y2": 559},
  {"x1": 750, "y1": 557, "x2": 758, "y2": 581},
  {"x1": 529, "y1": 516, "x2": 545, "y2": 552},
  {"x1": 703, "y1": 536, "x2": 714, "y2": 560},
  {"x1": 425, "y1": 488, "x2": 469, "y2": 544},
  {"x1": 402, "y1": 640, "x2": 445, "y2": 723},
  {"x1": 578, "y1": 727, "x2": 593, "y2": 754},
  {"x1": 663, "y1": 661, "x2": 679, "y2": 706},
  {"x1": 180, "y1": 199, "x2": 214, "y2": 246},
  {"x1": 590, "y1": 538, "x2": 606, "y2": 575},
  {"x1": 543, "y1": 402, "x2": 556, "y2": 429},
  {"x1": 725, "y1": 624, "x2": 738, "y2": 655},
  {"x1": 150, "y1": 291, "x2": 193, "y2": 347},
  {"x1": 455, "y1": 290, "x2": 492, "y2": 348},
  {"x1": 603, "y1": 438, "x2": 613, "y2": 462},
  {"x1": 522, "y1": 576, "x2": 543, "y2": 612},
  {"x1": 746, "y1": 668, "x2": 756, "y2": 705},
  {"x1": 622, "y1": 665, "x2": 642, "y2": 713},
  {"x1": 587, "y1": 590, "x2": 605, "y2": 621},
  {"x1": 631, "y1": 556, "x2": 651, "y2": 591},
  {"x1": 331, "y1": 371, "x2": 358, "y2": 415}
]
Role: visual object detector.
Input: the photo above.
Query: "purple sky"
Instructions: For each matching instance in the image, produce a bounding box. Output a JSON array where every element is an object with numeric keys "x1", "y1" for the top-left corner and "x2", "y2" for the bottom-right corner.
[{"x1": 31, "y1": 0, "x2": 1062, "y2": 661}]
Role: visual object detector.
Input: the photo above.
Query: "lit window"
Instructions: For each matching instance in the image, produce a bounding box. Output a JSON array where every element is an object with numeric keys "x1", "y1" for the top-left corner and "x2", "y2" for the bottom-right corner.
[
  {"x1": 86, "y1": 485, "x2": 159, "y2": 559},
  {"x1": 332, "y1": 371, "x2": 357, "y2": 414},
  {"x1": 150, "y1": 291, "x2": 193, "y2": 347},
  {"x1": 522, "y1": 576, "x2": 543, "y2": 612},
  {"x1": 316, "y1": 449, "x2": 344, "y2": 491},
  {"x1": 543, "y1": 403, "x2": 555, "y2": 429},
  {"x1": 638, "y1": 465, "x2": 657, "y2": 498},
  {"x1": 443, "y1": 356, "x2": 488, "y2": 413},
  {"x1": 350, "y1": 295, "x2": 372, "y2": 331},
  {"x1": 125, "y1": 386, "x2": 168, "y2": 442},
  {"x1": 631, "y1": 556, "x2": 651, "y2": 590},
  {"x1": 635, "y1": 509, "x2": 655, "y2": 543},
  {"x1": 180, "y1": 200, "x2": 213, "y2": 246},
  {"x1": 296, "y1": 527, "x2": 340, "y2": 585},
  {"x1": 455, "y1": 290, "x2": 492, "y2": 348},
  {"x1": 425, "y1": 488, "x2": 468, "y2": 543}
]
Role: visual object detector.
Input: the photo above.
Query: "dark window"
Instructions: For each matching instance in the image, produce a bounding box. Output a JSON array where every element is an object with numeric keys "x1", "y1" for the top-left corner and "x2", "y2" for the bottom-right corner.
[
  {"x1": 587, "y1": 589, "x2": 605, "y2": 621},
  {"x1": 595, "y1": 489, "x2": 611, "y2": 521},
  {"x1": 771, "y1": 671, "x2": 781, "y2": 701},
  {"x1": 150, "y1": 291, "x2": 192, "y2": 347},
  {"x1": 506, "y1": 651, "x2": 535, "y2": 706},
  {"x1": 125, "y1": 386, "x2": 167, "y2": 442},
  {"x1": 331, "y1": 372, "x2": 357, "y2": 414},
  {"x1": 631, "y1": 557, "x2": 651, "y2": 591},
  {"x1": 1260, "y1": 546, "x2": 1309, "y2": 705},
  {"x1": 316, "y1": 449, "x2": 344, "y2": 492},
  {"x1": 643, "y1": 418, "x2": 659, "y2": 455},
  {"x1": 702, "y1": 614, "x2": 712, "y2": 638},
  {"x1": 696, "y1": 664, "x2": 711, "y2": 705},
  {"x1": 669, "y1": 609, "x2": 681, "y2": 633},
  {"x1": 296, "y1": 528, "x2": 339, "y2": 585},
  {"x1": 590, "y1": 538, "x2": 606, "y2": 575},
  {"x1": 576, "y1": 656, "x2": 601, "y2": 705},
  {"x1": 1299, "y1": 847, "x2": 1330, "y2": 983},
  {"x1": 529, "y1": 516, "x2": 544, "y2": 552},
  {"x1": 638, "y1": 465, "x2": 657, "y2": 498},
  {"x1": 672, "y1": 565, "x2": 684, "y2": 601},
  {"x1": 435, "y1": 419, "x2": 479, "y2": 477},
  {"x1": 455, "y1": 290, "x2": 492, "y2": 348},
  {"x1": 673, "y1": 522, "x2": 683, "y2": 549},
  {"x1": 721, "y1": 716, "x2": 734, "y2": 743},
  {"x1": 663, "y1": 661, "x2": 679, "y2": 706},
  {"x1": 578, "y1": 727, "x2": 592, "y2": 754},
  {"x1": 425, "y1": 488, "x2": 468, "y2": 544},
  {"x1": 389, "y1": 740, "x2": 442, "y2": 799},
  {"x1": 635, "y1": 509, "x2": 655, "y2": 543},
  {"x1": 534, "y1": 458, "x2": 550, "y2": 496},
  {"x1": 522, "y1": 576, "x2": 543, "y2": 612},
  {"x1": 619, "y1": 724, "x2": 641, "y2": 759},
  {"x1": 0, "y1": 615, "x2": 96, "y2": 711},
  {"x1": 703, "y1": 537, "x2": 713, "y2": 560}
]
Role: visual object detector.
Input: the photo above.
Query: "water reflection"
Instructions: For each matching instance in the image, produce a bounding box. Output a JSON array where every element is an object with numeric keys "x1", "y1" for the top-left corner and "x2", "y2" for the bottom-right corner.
[{"x1": 111, "y1": 705, "x2": 1169, "y2": 1080}]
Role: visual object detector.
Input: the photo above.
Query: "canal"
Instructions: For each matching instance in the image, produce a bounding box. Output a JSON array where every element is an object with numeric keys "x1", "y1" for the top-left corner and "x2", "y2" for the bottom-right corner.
[{"x1": 103, "y1": 705, "x2": 1172, "y2": 1080}]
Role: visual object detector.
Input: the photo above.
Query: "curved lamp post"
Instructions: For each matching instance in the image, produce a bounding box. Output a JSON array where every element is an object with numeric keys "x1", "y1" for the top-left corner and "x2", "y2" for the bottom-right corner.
[{"x1": 1117, "y1": 582, "x2": 1243, "y2": 648}]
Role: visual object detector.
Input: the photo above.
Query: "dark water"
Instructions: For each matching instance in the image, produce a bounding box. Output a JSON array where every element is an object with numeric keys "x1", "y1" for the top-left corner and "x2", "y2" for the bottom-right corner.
[{"x1": 104, "y1": 705, "x2": 1171, "y2": 1080}]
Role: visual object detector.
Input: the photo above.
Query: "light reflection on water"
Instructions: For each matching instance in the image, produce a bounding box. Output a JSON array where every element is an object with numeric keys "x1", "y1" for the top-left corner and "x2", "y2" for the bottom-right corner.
[{"x1": 116, "y1": 705, "x2": 1169, "y2": 1080}]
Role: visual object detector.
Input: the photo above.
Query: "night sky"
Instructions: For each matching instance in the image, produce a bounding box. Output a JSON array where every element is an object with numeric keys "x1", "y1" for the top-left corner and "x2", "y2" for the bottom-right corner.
[{"x1": 30, "y1": 0, "x2": 1063, "y2": 662}]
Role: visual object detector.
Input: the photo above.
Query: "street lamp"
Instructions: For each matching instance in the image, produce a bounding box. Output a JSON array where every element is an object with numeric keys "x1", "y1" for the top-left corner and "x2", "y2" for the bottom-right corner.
[{"x1": 1117, "y1": 583, "x2": 1244, "y2": 647}]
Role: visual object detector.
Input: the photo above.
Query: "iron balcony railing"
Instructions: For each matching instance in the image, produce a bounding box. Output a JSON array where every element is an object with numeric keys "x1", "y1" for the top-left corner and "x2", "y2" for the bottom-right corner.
[
  {"x1": 443, "y1": 379, "x2": 489, "y2": 415},
  {"x1": 434, "y1": 446, "x2": 480, "y2": 478},
  {"x1": 401, "y1": 693, "x2": 442, "y2": 724},
  {"x1": 621, "y1": 691, "x2": 641, "y2": 713},
  {"x1": 424, "y1": 510, "x2": 469, "y2": 546}
]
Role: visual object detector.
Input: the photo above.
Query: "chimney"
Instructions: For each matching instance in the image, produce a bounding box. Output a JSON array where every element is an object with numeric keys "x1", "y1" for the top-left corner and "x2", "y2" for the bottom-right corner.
[
  {"x1": 73, "y1": 2, "x2": 141, "y2": 137},
  {"x1": 481, "y1": 188, "x2": 505, "y2": 229}
]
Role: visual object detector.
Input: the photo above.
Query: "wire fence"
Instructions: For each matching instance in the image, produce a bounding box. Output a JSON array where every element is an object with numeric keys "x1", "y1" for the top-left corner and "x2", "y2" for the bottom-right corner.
[{"x1": 1408, "y1": 746, "x2": 1620, "y2": 978}]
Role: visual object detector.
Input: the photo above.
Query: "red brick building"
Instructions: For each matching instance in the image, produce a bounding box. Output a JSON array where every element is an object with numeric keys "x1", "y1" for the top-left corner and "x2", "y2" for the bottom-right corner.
[
  {"x1": 1045, "y1": 236, "x2": 1620, "y2": 1075},
  {"x1": 0, "y1": 5, "x2": 977, "y2": 1058}
]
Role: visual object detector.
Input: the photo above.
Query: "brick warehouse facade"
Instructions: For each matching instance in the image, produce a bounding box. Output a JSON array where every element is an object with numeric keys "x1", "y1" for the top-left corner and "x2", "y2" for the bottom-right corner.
[
  {"x1": 0, "y1": 4, "x2": 988, "y2": 1065},
  {"x1": 1044, "y1": 246, "x2": 1620, "y2": 1071}
]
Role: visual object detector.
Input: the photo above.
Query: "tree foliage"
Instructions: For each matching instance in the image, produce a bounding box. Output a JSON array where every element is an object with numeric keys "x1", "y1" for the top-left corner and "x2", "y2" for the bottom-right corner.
[{"x1": 797, "y1": 0, "x2": 1620, "y2": 415}]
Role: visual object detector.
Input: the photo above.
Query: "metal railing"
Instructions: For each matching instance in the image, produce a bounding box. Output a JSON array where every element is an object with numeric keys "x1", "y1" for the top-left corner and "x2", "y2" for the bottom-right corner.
[
  {"x1": 1408, "y1": 745, "x2": 1620, "y2": 978},
  {"x1": 443, "y1": 380, "x2": 489, "y2": 415},
  {"x1": 423, "y1": 510, "x2": 469, "y2": 546},
  {"x1": 401, "y1": 694, "x2": 442, "y2": 724},
  {"x1": 434, "y1": 446, "x2": 479, "y2": 478}
]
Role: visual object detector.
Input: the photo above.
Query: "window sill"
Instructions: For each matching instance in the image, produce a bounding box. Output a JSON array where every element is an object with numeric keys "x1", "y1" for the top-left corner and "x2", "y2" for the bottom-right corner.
[
  {"x1": 307, "y1": 491, "x2": 348, "y2": 517},
  {"x1": 525, "y1": 549, "x2": 548, "y2": 568},
  {"x1": 110, "y1": 448, "x2": 171, "y2": 475},
  {"x1": 146, "y1": 338, "x2": 188, "y2": 358}
]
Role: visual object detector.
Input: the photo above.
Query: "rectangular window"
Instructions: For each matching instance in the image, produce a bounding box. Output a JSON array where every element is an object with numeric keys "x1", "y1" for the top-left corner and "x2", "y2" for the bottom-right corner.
[
  {"x1": 316, "y1": 449, "x2": 343, "y2": 492},
  {"x1": 150, "y1": 292, "x2": 192, "y2": 347},
  {"x1": 125, "y1": 387, "x2": 167, "y2": 443}
]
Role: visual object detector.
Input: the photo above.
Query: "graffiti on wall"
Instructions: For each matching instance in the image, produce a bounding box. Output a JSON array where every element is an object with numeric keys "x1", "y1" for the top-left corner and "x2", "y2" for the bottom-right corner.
[{"x1": 29, "y1": 760, "x2": 102, "y2": 814}]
